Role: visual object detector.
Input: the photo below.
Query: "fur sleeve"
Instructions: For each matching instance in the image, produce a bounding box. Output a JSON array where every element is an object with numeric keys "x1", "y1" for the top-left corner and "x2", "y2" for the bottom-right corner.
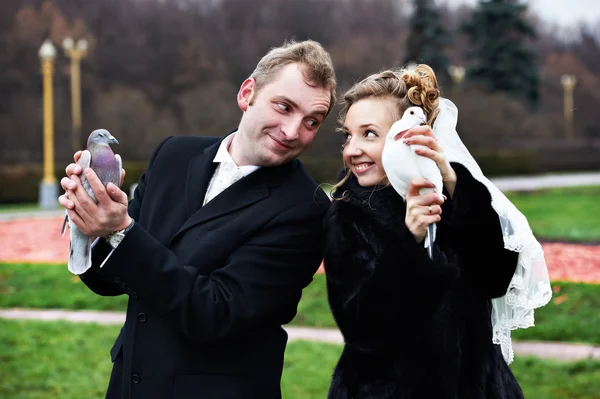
[
  {"x1": 440, "y1": 163, "x2": 519, "y2": 298},
  {"x1": 323, "y1": 202, "x2": 459, "y2": 353}
]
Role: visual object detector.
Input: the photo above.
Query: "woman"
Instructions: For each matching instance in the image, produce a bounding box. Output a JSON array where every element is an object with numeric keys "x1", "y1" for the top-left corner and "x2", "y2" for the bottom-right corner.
[{"x1": 323, "y1": 65, "x2": 551, "y2": 398}]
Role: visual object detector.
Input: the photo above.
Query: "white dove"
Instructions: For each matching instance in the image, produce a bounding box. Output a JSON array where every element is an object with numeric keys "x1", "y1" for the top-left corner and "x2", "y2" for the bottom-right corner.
[{"x1": 381, "y1": 106, "x2": 443, "y2": 258}]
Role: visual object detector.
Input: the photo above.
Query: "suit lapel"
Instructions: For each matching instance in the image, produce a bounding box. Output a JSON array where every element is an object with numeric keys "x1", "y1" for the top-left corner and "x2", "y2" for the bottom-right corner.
[
  {"x1": 171, "y1": 160, "x2": 295, "y2": 244},
  {"x1": 184, "y1": 140, "x2": 221, "y2": 218}
]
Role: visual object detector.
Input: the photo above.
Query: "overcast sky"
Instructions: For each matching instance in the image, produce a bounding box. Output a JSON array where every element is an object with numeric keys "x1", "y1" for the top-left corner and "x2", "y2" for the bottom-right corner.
[{"x1": 443, "y1": 0, "x2": 600, "y2": 29}]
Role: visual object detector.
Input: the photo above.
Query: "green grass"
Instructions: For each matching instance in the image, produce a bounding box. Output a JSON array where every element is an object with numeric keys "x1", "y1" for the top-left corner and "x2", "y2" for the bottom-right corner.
[
  {"x1": 0, "y1": 203, "x2": 40, "y2": 214},
  {"x1": 506, "y1": 186, "x2": 600, "y2": 241},
  {"x1": 512, "y1": 282, "x2": 600, "y2": 344},
  {"x1": 0, "y1": 263, "x2": 128, "y2": 311},
  {"x1": 0, "y1": 319, "x2": 116, "y2": 398},
  {"x1": 296, "y1": 275, "x2": 600, "y2": 346},
  {"x1": 2, "y1": 264, "x2": 599, "y2": 345},
  {"x1": 1, "y1": 319, "x2": 598, "y2": 399}
]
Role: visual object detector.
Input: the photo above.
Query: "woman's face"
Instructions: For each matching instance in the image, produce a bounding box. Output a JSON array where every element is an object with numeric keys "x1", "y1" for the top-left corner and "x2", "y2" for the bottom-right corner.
[{"x1": 342, "y1": 97, "x2": 396, "y2": 187}]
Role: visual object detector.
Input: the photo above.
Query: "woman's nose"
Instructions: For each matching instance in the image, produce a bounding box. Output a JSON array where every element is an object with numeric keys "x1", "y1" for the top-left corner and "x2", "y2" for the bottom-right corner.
[{"x1": 344, "y1": 138, "x2": 362, "y2": 156}]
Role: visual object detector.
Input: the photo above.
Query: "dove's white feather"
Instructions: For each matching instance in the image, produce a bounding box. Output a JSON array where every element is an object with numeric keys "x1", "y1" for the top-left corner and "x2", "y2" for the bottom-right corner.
[
  {"x1": 381, "y1": 106, "x2": 442, "y2": 255},
  {"x1": 382, "y1": 107, "x2": 442, "y2": 198}
]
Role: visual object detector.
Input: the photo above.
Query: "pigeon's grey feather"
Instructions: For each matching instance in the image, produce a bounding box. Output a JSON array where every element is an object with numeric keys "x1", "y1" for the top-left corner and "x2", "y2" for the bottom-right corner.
[{"x1": 62, "y1": 129, "x2": 121, "y2": 275}]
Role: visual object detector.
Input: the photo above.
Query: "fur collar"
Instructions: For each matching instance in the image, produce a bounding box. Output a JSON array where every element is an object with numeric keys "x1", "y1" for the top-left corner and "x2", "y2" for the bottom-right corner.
[{"x1": 331, "y1": 170, "x2": 407, "y2": 227}]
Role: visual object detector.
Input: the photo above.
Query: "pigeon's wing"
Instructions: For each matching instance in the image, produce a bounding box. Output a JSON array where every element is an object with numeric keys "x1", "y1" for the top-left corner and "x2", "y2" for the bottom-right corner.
[
  {"x1": 61, "y1": 150, "x2": 92, "y2": 236},
  {"x1": 115, "y1": 154, "x2": 122, "y2": 187},
  {"x1": 77, "y1": 150, "x2": 91, "y2": 170},
  {"x1": 77, "y1": 150, "x2": 96, "y2": 202}
]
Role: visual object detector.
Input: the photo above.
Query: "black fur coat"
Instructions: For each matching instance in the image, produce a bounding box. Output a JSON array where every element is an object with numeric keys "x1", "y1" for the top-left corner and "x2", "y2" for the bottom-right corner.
[{"x1": 324, "y1": 163, "x2": 523, "y2": 399}]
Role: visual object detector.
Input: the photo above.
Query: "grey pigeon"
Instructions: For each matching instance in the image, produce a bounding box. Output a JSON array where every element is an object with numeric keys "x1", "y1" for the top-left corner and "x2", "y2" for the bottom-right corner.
[
  {"x1": 381, "y1": 107, "x2": 442, "y2": 259},
  {"x1": 61, "y1": 129, "x2": 122, "y2": 275}
]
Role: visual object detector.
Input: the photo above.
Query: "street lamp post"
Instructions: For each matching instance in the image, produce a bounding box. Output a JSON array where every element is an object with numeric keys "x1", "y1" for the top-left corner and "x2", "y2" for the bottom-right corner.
[
  {"x1": 63, "y1": 37, "x2": 88, "y2": 152},
  {"x1": 38, "y1": 39, "x2": 58, "y2": 209},
  {"x1": 560, "y1": 74, "x2": 577, "y2": 140},
  {"x1": 448, "y1": 65, "x2": 465, "y2": 98}
]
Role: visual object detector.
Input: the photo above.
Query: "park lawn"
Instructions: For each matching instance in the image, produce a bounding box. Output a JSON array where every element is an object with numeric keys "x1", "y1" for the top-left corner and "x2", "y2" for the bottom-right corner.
[
  {"x1": 294, "y1": 274, "x2": 600, "y2": 345},
  {"x1": 0, "y1": 263, "x2": 128, "y2": 311},
  {"x1": 506, "y1": 186, "x2": 600, "y2": 241},
  {"x1": 0, "y1": 203, "x2": 40, "y2": 214},
  {"x1": 1, "y1": 319, "x2": 599, "y2": 399},
  {"x1": 1, "y1": 264, "x2": 600, "y2": 345}
]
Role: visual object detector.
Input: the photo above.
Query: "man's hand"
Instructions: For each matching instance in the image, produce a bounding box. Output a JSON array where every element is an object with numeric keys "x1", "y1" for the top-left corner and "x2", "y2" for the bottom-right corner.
[
  {"x1": 405, "y1": 178, "x2": 444, "y2": 244},
  {"x1": 62, "y1": 151, "x2": 126, "y2": 185},
  {"x1": 58, "y1": 151, "x2": 129, "y2": 238}
]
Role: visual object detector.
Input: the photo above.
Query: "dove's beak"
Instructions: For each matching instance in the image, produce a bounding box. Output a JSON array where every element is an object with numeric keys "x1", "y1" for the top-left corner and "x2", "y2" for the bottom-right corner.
[{"x1": 108, "y1": 136, "x2": 119, "y2": 145}]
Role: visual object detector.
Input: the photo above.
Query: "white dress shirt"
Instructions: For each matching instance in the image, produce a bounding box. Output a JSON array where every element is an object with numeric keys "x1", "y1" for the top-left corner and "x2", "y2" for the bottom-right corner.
[{"x1": 203, "y1": 132, "x2": 260, "y2": 205}]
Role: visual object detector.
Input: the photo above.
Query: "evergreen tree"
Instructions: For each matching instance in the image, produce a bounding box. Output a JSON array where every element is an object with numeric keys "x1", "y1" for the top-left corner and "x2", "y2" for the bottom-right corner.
[
  {"x1": 462, "y1": 0, "x2": 540, "y2": 108},
  {"x1": 404, "y1": 0, "x2": 451, "y2": 84}
]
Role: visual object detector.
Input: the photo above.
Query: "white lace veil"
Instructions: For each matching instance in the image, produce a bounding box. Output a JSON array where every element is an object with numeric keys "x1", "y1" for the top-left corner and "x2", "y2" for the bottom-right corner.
[{"x1": 433, "y1": 98, "x2": 553, "y2": 364}]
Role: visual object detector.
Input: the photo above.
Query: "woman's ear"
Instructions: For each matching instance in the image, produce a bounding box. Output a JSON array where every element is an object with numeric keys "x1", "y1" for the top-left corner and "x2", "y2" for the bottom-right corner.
[{"x1": 237, "y1": 78, "x2": 256, "y2": 112}]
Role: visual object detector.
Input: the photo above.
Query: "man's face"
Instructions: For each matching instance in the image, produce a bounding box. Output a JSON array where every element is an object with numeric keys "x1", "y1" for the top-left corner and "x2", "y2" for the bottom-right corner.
[{"x1": 233, "y1": 63, "x2": 331, "y2": 167}]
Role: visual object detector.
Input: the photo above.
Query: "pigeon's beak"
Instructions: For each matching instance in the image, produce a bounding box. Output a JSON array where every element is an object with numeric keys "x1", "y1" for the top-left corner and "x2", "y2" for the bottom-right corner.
[{"x1": 107, "y1": 136, "x2": 119, "y2": 145}]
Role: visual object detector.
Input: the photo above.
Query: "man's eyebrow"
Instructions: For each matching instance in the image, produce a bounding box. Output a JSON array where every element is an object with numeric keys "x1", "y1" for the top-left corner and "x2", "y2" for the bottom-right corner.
[{"x1": 277, "y1": 96, "x2": 328, "y2": 117}]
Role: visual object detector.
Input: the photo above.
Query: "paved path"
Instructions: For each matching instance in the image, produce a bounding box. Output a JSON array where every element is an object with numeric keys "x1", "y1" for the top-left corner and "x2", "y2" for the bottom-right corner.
[
  {"x1": 1, "y1": 308, "x2": 598, "y2": 362},
  {"x1": 490, "y1": 171, "x2": 600, "y2": 192}
]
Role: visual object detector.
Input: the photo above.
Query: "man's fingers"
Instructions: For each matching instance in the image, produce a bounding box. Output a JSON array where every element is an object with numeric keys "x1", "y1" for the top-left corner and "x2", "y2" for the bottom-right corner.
[
  {"x1": 60, "y1": 177, "x2": 77, "y2": 192},
  {"x1": 58, "y1": 194, "x2": 75, "y2": 210},
  {"x1": 106, "y1": 182, "x2": 128, "y2": 205},
  {"x1": 83, "y1": 168, "x2": 110, "y2": 205},
  {"x1": 67, "y1": 208, "x2": 89, "y2": 234},
  {"x1": 64, "y1": 152, "x2": 84, "y2": 176},
  {"x1": 120, "y1": 169, "x2": 126, "y2": 187},
  {"x1": 68, "y1": 173, "x2": 97, "y2": 220},
  {"x1": 65, "y1": 163, "x2": 82, "y2": 177}
]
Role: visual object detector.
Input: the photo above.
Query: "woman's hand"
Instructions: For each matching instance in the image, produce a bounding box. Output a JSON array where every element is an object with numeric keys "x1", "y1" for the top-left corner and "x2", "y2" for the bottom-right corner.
[
  {"x1": 405, "y1": 179, "x2": 444, "y2": 244},
  {"x1": 402, "y1": 125, "x2": 457, "y2": 197}
]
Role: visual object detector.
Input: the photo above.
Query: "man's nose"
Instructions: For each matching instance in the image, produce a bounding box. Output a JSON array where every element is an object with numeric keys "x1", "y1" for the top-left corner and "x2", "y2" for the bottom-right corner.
[{"x1": 281, "y1": 117, "x2": 303, "y2": 141}]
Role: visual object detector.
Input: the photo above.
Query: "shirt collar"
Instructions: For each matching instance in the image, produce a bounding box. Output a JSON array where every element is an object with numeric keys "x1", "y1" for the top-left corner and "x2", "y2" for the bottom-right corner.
[{"x1": 213, "y1": 132, "x2": 260, "y2": 176}]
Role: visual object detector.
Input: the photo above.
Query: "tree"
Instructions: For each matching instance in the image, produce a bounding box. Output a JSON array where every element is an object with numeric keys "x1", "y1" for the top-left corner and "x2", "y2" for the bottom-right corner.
[
  {"x1": 462, "y1": 0, "x2": 540, "y2": 108},
  {"x1": 404, "y1": 0, "x2": 451, "y2": 84}
]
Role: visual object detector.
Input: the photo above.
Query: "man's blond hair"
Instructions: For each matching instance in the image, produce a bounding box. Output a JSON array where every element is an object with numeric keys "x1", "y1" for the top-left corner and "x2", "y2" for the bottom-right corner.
[{"x1": 250, "y1": 40, "x2": 337, "y2": 115}]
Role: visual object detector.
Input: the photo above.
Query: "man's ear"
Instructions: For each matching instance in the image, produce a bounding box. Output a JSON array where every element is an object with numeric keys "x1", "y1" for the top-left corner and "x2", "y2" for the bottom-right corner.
[{"x1": 237, "y1": 78, "x2": 256, "y2": 112}]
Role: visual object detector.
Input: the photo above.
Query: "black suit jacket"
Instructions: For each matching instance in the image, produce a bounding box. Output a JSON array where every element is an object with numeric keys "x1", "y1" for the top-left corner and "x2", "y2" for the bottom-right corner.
[{"x1": 80, "y1": 135, "x2": 330, "y2": 399}]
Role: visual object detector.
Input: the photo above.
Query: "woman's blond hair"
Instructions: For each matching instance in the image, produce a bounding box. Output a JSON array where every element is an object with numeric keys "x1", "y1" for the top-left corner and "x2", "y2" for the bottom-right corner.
[{"x1": 332, "y1": 64, "x2": 440, "y2": 198}]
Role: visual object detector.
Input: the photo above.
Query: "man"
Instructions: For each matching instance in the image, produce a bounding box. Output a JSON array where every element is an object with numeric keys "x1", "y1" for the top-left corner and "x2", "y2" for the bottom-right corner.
[{"x1": 58, "y1": 40, "x2": 337, "y2": 399}]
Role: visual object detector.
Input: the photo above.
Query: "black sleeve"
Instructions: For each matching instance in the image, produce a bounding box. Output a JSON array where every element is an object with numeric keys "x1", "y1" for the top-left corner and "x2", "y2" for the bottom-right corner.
[
  {"x1": 440, "y1": 162, "x2": 519, "y2": 299},
  {"x1": 79, "y1": 136, "x2": 173, "y2": 296}
]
